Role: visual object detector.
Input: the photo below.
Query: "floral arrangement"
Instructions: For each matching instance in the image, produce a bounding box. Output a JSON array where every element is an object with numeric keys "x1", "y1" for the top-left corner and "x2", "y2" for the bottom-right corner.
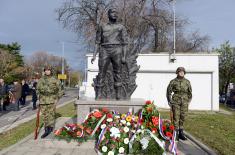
[{"x1": 54, "y1": 101, "x2": 178, "y2": 155}]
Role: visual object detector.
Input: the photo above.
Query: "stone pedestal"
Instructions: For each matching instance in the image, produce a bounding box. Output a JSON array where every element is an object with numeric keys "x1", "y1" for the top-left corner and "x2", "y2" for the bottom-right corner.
[{"x1": 75, "y1": 98, "x2": 145, "y2": 124}]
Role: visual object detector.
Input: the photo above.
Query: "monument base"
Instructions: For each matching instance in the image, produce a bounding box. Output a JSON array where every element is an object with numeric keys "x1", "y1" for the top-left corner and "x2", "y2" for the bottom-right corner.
[{"x1": 75, "y1": 98, "x2": 145, "y2": 123}]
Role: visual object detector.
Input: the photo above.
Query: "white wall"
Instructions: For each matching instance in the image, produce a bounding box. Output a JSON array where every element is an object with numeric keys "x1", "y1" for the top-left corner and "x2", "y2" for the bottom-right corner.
[{"x1": 84, "y1": 53, "x2": 219, "y2": 111}]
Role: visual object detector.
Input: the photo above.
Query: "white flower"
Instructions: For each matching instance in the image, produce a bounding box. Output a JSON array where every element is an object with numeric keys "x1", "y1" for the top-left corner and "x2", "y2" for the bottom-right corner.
[
  {"x1": 123, "y1": 126, "x2": 129, "y2": 133},
  {"x1": 101, "y1": 124, "x2": 106, "y2": 129},
  {"x1": 108, "y1": 151, "x2": 114, "y2": 155},
  {"x1": 102, "y1": 146, "x2": 108, "y2": 152},
  {"x1": 141, "y1": 125, "x2": 144, "y2": 129},
  {"x1": 126, "y1": 122, "x2": 131, "y2": 126},
  {"x1": 134, "y1": 124, "x2": 138, "y2": 128},
  {"x1": 137, "y1": 129, "x2": 142, "y2": 133},
  {"x1": 120, "y1": 120, "x2": 126, "y2": 124},
  {"x1": 131, "y1": 130, "x2": 136, "y2": 133},
  {"x1": 119, "y1": 147, "x2": 125, "y2": 154},
  {"x1": 110, "y1": 127, "x2": 120, "y2": 138},
  {"x1": 140, "y1": 138, "x2": 149, "y2": 150},
  {"x1": 115, "y1": 115, "x2": 120, "y2": 119},
  {"x1": 107, "y1": 118, "x2": 113, "y2": 122},
  {"x1": 124, "y1": 138, "x2": 129, "y2": 144}
]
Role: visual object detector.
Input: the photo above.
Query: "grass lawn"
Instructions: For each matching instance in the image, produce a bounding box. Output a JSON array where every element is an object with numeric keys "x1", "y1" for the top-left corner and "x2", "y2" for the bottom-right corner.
[
  {"x1": 159, "y1": 105, "x2": 235, "y2": 155},
  {"x1": 0, "y1": 102, "x2": 76, "y2": 151}
]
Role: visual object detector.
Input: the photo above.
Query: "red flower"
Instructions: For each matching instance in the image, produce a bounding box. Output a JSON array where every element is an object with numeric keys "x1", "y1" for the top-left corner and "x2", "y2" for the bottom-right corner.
[
  {"x1": 93, "y1": 111, "x2": 103, "y2": 118},
  {"x1": 102, "y1": 108, "x2": 109, "y2": 113},
  {"x1": 152, "y1": 128, "x2": 157, "y2": 134},
  {"x1": 54, "y1": 129, "x2": 61, "y2": 136},
  {"x1": 170, "y1": 125, "x2": 174, "y2": 131},
  {"x1": 162, "y1": 125, "x2": 167, "y2": 131},
  {"x1": 152, "y1": 116, "x2": 159, "y2": 126},
  {"x1": 107, "y1": 113, "x2": 113, "y2": 118},
  {"x1": 147, "y1": 107, "x2": 153, "y2": 113},
  {"x1": 76, "y1": 131, "x2": 83, "y2": 137},
  {"x1": 85, "y1": 128, "x2": 92, "y2": 135},
  {"x1": 145, "y1": 100, "x2": 152, "y2": 105},
  {"x1": 166, "y1": 132, "x2": 173, "y2": 138},
  {"x1": 102, "y1": 120, "x2": 106, "y2": 124},
  {"x1": 139, "y1": 118, "x2": 144, "y2": 125}
]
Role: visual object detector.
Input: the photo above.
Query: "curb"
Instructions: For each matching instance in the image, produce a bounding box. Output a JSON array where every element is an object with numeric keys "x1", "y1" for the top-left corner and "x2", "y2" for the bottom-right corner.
[
  {"x1": 184, "y1": 131, "x2": 218, "y2": 155},
  {"x1": 0, "y1": 98, "x2": 76, "y2": 134}
]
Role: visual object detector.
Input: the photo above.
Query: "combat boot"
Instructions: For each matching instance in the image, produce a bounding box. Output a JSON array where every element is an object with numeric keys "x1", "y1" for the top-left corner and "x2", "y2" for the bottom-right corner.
[
  {"x1": 41, "y1": 127, "x2": 50, "y2": 138},
  {"x1": 48, "y1": 126, "x2": 54, "y2": 134},
  {"x1": 179, "y1": 129, "x2": 187, "y2": 140}
]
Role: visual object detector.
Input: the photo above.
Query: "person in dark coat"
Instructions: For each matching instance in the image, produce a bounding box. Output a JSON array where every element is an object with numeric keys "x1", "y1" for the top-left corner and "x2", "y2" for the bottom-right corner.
[
  {"x1": 11, "y1": 81, "x2": 22, "y2": 111},
  {"x1": 0, "y1": 79, "x2": 8, "y2": 111},
  {"x1": 20, "y1": 80, "x2": 29, "y2": 105},
  {"x1": 32, "y1": 81, "x2": 38, "y2": 110}
]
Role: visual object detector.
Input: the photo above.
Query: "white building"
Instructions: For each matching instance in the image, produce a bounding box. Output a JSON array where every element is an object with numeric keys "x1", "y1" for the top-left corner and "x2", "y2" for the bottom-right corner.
[{"x1": 83, "y1": 53, "x2": 219, "y2": 111}]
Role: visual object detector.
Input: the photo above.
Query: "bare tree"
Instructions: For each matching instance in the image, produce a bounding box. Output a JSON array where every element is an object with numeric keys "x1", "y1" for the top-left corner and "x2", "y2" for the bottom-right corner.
[
  {"x1": 26, "y1": 51, "x2": 69, "y2": 76},
  {"x1": 57, "y1": 0, "x2": 210, "y2": 53}
]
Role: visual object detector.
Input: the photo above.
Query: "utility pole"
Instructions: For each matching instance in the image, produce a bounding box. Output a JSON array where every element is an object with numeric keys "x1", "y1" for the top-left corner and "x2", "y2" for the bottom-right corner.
[{"x1": 170, "y1": 0, "x2": 176, "y2": 62}]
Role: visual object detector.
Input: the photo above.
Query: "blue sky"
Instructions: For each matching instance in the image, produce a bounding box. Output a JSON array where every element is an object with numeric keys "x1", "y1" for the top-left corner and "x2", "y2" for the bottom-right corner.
[{"x1": 0, "y1": 0, "x2": 235, "y2": 70}]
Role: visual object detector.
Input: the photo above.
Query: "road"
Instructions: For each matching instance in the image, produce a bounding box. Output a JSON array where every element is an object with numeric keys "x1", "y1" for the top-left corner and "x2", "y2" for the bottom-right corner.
[{"x1": 0, "y1": 88, "x2": 78, "y2": 130}]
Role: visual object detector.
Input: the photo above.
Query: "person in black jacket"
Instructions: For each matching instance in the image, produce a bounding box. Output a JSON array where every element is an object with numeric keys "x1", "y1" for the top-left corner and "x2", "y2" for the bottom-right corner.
[
  {"x1": 20, "y1": 80, "x2": 29, "y2": 106},
  {"x1": 0, "y1": 79, "x2": 8, "y2": 111},
  {"x1": 32, "y1": 81, "x2": 38, "y2": 110}
]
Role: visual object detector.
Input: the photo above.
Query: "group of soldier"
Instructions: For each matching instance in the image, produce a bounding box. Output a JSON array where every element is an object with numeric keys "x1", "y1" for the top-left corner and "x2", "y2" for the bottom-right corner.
[{"x1": 37, "y1": 65, "x2": 192, "y2": 141}]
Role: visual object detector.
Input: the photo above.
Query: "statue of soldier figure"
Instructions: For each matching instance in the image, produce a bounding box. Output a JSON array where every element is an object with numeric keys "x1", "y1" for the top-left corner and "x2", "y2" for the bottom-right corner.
[{"x1": 91, "y1": 8, "x2": 129, "y2": 100}]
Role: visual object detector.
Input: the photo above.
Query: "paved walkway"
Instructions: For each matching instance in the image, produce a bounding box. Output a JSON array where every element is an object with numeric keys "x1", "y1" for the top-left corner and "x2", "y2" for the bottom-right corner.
[
  {"x1": 0, "y1": 89, "x2": 78, "y2": 133},
  {"x1": 0, "y1": 117, "x2": 210, "y2": 155}
]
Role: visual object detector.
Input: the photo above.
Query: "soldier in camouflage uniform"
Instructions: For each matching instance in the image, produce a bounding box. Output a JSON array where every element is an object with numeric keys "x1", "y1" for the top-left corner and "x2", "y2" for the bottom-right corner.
[
  {"x1": 37, "y1": 66, "x2": 62, "y2": 138},
  {"x1": 166, "y1": 67, "x2": 192, "y2": 140}
]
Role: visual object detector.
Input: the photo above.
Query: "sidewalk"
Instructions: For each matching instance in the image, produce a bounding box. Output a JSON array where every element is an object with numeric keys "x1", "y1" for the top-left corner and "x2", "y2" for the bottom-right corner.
[
  {"x1": 0, "y1": 117, "x2": 210, "y2": 155},
  {"x1": 0, "y1": 97, "x2": 76, "y2": 134}
]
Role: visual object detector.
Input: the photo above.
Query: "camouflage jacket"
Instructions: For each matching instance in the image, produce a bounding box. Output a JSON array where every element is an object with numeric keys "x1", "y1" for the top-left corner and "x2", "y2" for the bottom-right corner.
[
  {"x1": 37, "y1": 76, "x2": 62, "y2": 105},
  {"x1": 167, "y1": 77, "x2": 192, "y2": 104}
]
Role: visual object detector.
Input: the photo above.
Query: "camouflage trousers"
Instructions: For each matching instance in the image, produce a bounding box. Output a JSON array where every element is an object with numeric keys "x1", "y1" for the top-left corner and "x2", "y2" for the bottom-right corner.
[
  {"x1": 171, "y1": 102, "x2": 188, "y2": 130},
  {"x1": 40, "y1": 104, "x2": 55, "y2": 127}
]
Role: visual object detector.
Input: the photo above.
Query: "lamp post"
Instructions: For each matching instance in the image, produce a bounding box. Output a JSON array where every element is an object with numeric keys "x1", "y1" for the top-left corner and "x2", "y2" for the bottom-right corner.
[
  {"x1": 170, "y1": 0, "x2": 176, "y2": 62},
  {"x1": 59, "y1": 40, "x2": 79, "y2": 87}
]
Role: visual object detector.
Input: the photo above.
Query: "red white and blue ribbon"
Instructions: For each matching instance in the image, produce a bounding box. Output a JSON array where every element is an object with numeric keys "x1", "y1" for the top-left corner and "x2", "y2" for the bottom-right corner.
[
  {"x1": 91, "y1": 114, "x2": 106, "y2": 136},
  {"x1": 169, "y1": 131, "x2": 178, "y2": 155},
  {"x1": 158, "y1": 114, "x2": 178, "y2": 155},
  {"x1": 96, "y1": 127, "x2": 107, "y2": 149}
]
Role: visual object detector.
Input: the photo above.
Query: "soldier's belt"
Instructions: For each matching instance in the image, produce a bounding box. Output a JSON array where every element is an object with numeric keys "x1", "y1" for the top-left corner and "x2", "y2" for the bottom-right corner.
[{"x1": 173, "y1": 92, "x2": 188, "y2": 95}]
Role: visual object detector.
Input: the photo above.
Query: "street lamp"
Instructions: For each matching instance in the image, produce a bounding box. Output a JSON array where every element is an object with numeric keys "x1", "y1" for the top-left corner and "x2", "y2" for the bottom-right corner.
[
  {"x1": 59, "y1": 40, "x2": 79, "y2": 87},
  {"x1": 170, "y1": 0, "x2": 176, "y2": 62}
]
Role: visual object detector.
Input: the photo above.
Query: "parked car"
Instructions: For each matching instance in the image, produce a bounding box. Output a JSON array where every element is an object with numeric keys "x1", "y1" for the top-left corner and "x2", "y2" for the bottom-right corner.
[{"x1": 219, "y1": 94, "x2": 226, "y2": 103}]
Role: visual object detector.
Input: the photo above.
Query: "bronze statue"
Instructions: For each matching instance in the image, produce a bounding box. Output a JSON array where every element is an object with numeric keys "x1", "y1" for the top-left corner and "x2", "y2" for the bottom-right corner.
[
  {"x1": 92, "y1": 8, "x2": 139, "y2": 100},
  {"x1": 91, "y1": 8, "x2": 128, "y2": 100}
]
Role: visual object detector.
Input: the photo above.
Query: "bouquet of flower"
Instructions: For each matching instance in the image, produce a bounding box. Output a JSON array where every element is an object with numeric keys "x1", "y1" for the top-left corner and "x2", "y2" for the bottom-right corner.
[{"x1": 54, "y1": 100, "x2": 178, "y2": 155}]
